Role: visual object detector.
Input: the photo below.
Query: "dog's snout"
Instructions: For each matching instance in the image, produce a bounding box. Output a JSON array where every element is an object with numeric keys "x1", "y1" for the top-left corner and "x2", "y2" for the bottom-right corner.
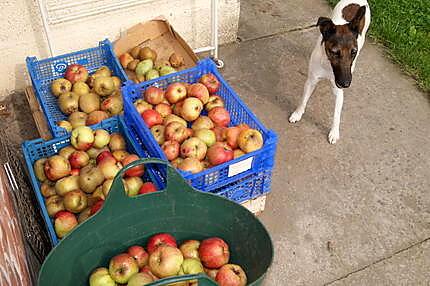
[{"x1": 336, "y1": 79, "x2": 351, "y2": 88}]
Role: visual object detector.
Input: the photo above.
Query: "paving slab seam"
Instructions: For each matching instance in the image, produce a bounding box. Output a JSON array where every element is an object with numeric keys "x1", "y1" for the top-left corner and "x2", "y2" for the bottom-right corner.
[
  {"x1": 323, "y1": 236, "x2": 430, "y2": 285},
  {"x1": 237, "y1": 24, "x2": 317, "y2": 43}
]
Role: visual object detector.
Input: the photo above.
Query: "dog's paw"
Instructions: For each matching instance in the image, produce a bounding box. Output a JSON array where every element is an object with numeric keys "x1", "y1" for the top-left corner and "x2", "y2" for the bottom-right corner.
[
  {"x1": 289, "y1": 110, "x2": 303, "y2": 123},
  {"x1": 328, "y1": 129, "x2": 340, "y2": 144}
]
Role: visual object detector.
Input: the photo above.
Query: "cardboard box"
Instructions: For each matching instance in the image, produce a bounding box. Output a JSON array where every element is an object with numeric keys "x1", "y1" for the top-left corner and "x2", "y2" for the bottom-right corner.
[{"x1": 113, "y1": 17, "x2": 199, "y2": 81}]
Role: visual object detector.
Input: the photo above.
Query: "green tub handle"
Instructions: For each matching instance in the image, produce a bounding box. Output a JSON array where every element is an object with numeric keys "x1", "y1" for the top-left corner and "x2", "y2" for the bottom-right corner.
[{"x1": 146, "y1": 273, "x2": 218, "y2": 286}]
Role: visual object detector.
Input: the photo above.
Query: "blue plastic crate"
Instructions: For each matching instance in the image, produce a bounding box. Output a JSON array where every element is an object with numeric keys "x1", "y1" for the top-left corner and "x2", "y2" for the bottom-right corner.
[
  {"x1": 122, "y1": 58, "x2": 278, "y2": 193},
  {"x1": 26, "y1": 39, "x2": 127, "y2": 138},
  {"x1": 22, "y1": 116, "x2": 159, "y2": 246}
]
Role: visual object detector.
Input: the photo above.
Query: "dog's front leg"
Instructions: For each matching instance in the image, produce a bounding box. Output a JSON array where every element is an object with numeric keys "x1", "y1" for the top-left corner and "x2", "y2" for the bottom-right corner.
[
  {"x1": 289, "y1": 75, "x2": 319, "y2": 123},
  {"x1": 328, "y1": 85, "x2": 344, "y2": 144}
]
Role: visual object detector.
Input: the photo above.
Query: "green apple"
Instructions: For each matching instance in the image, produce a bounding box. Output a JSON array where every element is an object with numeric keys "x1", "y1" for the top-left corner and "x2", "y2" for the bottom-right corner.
[
  {"x1": 135, "y1": 60, "x2": 154, "y2": 77},
  {"x1": 89, "y1": 267, "x2": 116, "y2": 286},
  {"x1": 159, "y1": 66, "x2": 177, "y2": 76},
  {"x1": 145, "y1": 69, "x2": 159, "y2": 80}
]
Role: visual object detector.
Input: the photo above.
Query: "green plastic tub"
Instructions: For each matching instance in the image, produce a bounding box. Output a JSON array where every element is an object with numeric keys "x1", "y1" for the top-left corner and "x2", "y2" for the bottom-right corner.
[{"x1": 38, "y1": 159, "x2": 273, "y2": 285}]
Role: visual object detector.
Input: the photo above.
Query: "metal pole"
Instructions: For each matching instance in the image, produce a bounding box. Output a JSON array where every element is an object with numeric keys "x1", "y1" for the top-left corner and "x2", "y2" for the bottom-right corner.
[
  {"x1": 211, "y1": 0, "x2": 219, "y2": 60},
  {"x1": 36, "y1": 0, "x2": 55, "y2": 56}
]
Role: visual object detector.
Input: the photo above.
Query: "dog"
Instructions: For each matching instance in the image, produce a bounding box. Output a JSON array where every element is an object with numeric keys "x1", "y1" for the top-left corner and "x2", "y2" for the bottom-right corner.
[{"x1": 289, "y1": 0, "x2": 371, "y2": 144}]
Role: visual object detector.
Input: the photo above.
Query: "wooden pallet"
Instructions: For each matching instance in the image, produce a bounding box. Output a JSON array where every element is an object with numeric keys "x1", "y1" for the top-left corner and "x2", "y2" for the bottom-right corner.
[{"x1": 24, "y1": 86, "x2": 51, "y2": 140}]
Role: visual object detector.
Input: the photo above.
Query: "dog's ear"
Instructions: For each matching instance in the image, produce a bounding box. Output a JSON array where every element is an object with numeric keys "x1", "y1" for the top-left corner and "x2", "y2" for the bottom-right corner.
[
  {"x1": 317, "y1": 17, "x2": 336, "y2": 41},
  {"x1": 349, "y1": 6, "x2": 366, "y2": 36}
]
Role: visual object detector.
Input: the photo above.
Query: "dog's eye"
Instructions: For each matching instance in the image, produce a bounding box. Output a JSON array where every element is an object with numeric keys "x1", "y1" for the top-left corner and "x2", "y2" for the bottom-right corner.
[{"x1": 351, "y1": 49, "x2": 358, "y2": 55}]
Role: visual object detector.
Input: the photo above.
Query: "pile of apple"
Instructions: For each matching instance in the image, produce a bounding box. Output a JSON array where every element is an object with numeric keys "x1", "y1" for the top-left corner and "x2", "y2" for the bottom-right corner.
[
  {"x1": 89, "y1": 233, "x2": 247, "y2": 286},
  {"x1": 133, "y1": 73, "x2": 264, "y2": 174},
  {"x1": 50, "y1": 64, "x2": 124, "y2": 133},
  {"x1": 33, "y1": 126, "x2": 157, "y2": 239},
  {"x1": 119, "y1": 46, "x2": 184, "y2": 83}
]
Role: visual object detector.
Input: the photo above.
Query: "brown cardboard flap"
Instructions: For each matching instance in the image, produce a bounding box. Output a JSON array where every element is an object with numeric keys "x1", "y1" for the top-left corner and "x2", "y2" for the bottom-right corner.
[{"x1": 113, "y1": 18, "x2": 198, "y2": 71}]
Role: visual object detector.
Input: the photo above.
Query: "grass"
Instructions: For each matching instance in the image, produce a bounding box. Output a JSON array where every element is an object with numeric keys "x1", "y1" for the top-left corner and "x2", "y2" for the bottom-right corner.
[{"x1": 327, "y1": 0, "x2": 430, "y2": 92}]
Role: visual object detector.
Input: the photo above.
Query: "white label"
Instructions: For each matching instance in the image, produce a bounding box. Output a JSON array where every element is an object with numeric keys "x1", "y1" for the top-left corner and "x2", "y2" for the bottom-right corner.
[{"x1": 228, "y1": 157, "x2": 253, "y2": 177}]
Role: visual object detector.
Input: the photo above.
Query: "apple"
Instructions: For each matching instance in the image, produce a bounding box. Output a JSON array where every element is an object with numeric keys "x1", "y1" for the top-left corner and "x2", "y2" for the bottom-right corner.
[
  {"x1": 112, "y1": 150, "x2": 129, "y2": 162},
  {"x1": 98, "y1": 156, "x2": 122, "y2": 179},
  {"x1": 178, "y1": 258, "x2": 204, "y2": 281},
  {"x1": 79, "y1": 165, "x2": 105, "y2": 194},
  {"x1": 136, "y1": 59, "x2": 154, "y2": 77},
  {"x1": 72, "y1": 81, "x2": 90, "y2": 97},
  {"x1": 216, "y1": 264, "x2": 247, "y2": 286},
  {"x1": 191, "y1": 116, "x2": 214, "y2": 130},
  {"x1": 146, "y1": 69, "x2": 160, "y2": 80},
  {"x1": 70, "y1": 168, "x2": 80, "y2": 176},
  {"x1": 139, "y1": 265, "x2": 159, "y2": 280},
  {"x1": 79, "y1": 91, "x2": 101, "y2": 114},
  {"x1": 88, "y1": 186, "x2": 105, "y2": 207},
  {"x1": 180, "y1": 137, "x2": 207, "y2": 161},
  {"x1": 109, "y1": 253, "x2": 139, "y2": 284},
  {"x1": 213, "y1": 126, "x2": 227, "y2": 142},
  {"x1": 165, "y1": 83, "x2": 187, "y2": 104},
  {"x1": 111, "y1": 76, "x2": 121, "y2": 90},
  {"x1": 58, "y1": 92, "x2": 79, "y2": 115},
  {"x1": 102, "y1": 179, "x2": 113, "y2": 197},
  {"x1": 86, "y1": 110, "x2": 109, "y2": 126},
  {"x1": 33, "y1": 158, "x2": 47, "y2": 182},
  {"x1": 208, "y1": 107, "x2": 230, "y2": 127},
  {"x1": 54, "y1": 175, "x2": 79, "y2": 196},
  {"x1": 225, "y1": 127, "x2": 242, "y2": 149},
  {"x1": 128, "y1": 245, "x2": 149, "y2": 268},
  {"x1": 45, "y1": 195, "x2": 65, "y2": 217},
  {"x1": 134, "y1": 99, "x2": 153, "y2": 114},
  {"x1": 188, "y1": 83, "x2": 209, "y2": 104},
  {"x1": 96, "y1": 150, "x2": 114, "y2": 164},
  {"x1": 119, "y1": 53, "x2": 134, "y2": 68},
  {"x1": 77, "y1": 207, "x2": 91, "y2": 223},
  {"x1": 169, "y1": 53, "x2": 184, "y2": 68},
  {"x1": 233, "y1": 149, "x2": 245, "y2": 159},
  {"x1": 122, "y1": 154, "x2": 145, "y2": 177},
  {"x1": 58, "y1": 146, "x2": 76, "y2": 160},
  {"x1": 159, "y1": 66, "x2": 177, "y2": 76},
  {"x1": 54, "y1": 211, "x2": 77, "y2": 238},
  {"x1": 65, "y1": 64, "x2": 88, "y2": 84},
  {"x1": 68, "y1": 111, "x2": 88, "y2": 129},
  {"x1": 154, "y1": 103, "x2": 172, "y2": 118},
  {"x1": 124, "y1": 177, "x2": 143, "y2": 197},
  {"x1": 68, "y1": 150, "x2": 89, "y2": 169},
  {"x1": 199, "y1": 237, "x2": 230, "y2": 269},
  {"x1": 179, "y1": 240, "x2": 200, "y2": 259},
  {"x1": 40, "y1": 181, "x2": 56, "y2": 197},
  {"x1": 164, "y1": 114, "x2": 187, "y2": 127},
  {"x1": 148, "y1": 246, "x2": 183, "y2": 278},
  {"x1": 172, "y1": 100, "x2": 184, "y2": 116},
  {"x1": 128, "y1": 59, "x2": 140, "y2": 71},
  {"x1": 147, "y1": 233, "x2": 177, "y2": 254},
  {"x1": 109, "y1": 133, "x2": 126, "y2": 151},
  {"x1": 178, "y1": 158, "x2": 203, "y2": 174},
  {"x1": 139, "y1": 47, "x2": 157, "y2": 62},
  {"x1": 138, "y1": 182, "x2": 157, "y2": 194},
  {"x1": 199, "y1": 73, "x2": 220, "y2": 94},
  {"x1": 44, "y1": 155, "x2": 71, "y2": 181},
  {"x1": 101, "y1": 95, "x2": 123, "y2": 116},
  {"x1": 207, "y1": 144, "x2": 234, "y2": 166},
  {"x1": 89, "y1": 267, "x2": 116, "y2": 286},
  {"x1": 150, "y1": 125, "x2": 165, "y2": 145},
  {"x1": 141, "y1": 109, "x2": 163, "y2": 128},
  {"x1": 181, "y1": 97, "x2": 203, "y2": 122},
  {"x1": 205, "y1": 95, "x2": 224, "y2": 111},
  {"x1": 57, "y1": 120, "x2": 73, "y2": 132},
  {"x1": 51, "y1": 78, "x2": 72, "y2": 97},
  {"x1": 144, "y1": 87, "x2": 164, "y2": 105},
  {"x1": 92, "y1": 129, "x2": 110, "y2": 149},
  {"x1": 93, "y1": 77, "x2": 115, "y2": 96},
  {"x1": 63, "y1": 189, "x2": 88, "y2": 213},
  {"x1": 170, "y1": 157, "x2": 183, "y2": 168},
  {"x1": 185, "y1": 128, "x2": 194, "y2": 139},
  {"x1": 194, "y1": 129, "x2": 216, "y2": 147},
  {"x1": 127, "y1": 272, "x2": 154, "y2": 286},
  {"x1": 238, "y1": 129, "x2": 263, "y2": 153},
  {"x1": 71, "y1": 126, "x2": 94, "y2": 151},
  {"x1": 164, "y1": 122, "x2": 188, "y2": 144},
  {"x1": 90, "y1": 199, "x2": 104, "y2": 215}
]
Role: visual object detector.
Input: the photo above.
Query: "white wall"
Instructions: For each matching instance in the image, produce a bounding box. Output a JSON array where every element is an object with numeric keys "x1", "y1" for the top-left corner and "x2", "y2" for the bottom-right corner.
[{"x1": 0, "y1": 0, "x2": 240, "y2": 98}]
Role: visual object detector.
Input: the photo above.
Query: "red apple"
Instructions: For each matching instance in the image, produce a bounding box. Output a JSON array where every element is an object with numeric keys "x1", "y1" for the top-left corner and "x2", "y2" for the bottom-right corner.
[
  {"x1": 96, "y1": 150, "x2": 114, "y2": 164},
  {"x1": 86, "y1": 110, "x2": 109, "y2": 126},
  {"x1": 199, "y1": 73, "x2": 220, "y2": 94},
  {"x1": 122, "y1": 154, "x2": 145, "y2": 177},
  {"x1": 225, "y1": 127, "x2": 241, "y2": 149},
  {"x1": 180, "y1": 137, "x2": 207, "y2": 161},
  {"x1": 172, "y1": 100, "x2": 184, "y2": 116},
  {"x1": 64, "y1": 64, "x2": 88, "y2": 84},
  {"x1": 164, "y1": 122, "x2": 188, "y2": 143},
  {"x1": 213, "y1": 126, "x2": 227, "y2": 142},
  {"x1": 154, "y1": 103, "x2": 172, "y2": 118},
  {"x1": 139, "y1": 266, "x2": 159, "y2": 280},
  {"x1": 139, "y1": 182, "x2": 157, "y2": 194},
  {"x1": 141, "y1": 109, "x2": 163, "y2": 128},
  {"x1": 54, "y1": 211, "x2": 77, "y2": 238},
  {"x1": 207, "y1": 144, "x2": 234, "y2": 166},
  {"x1": 161, "y1": 140, "x2": 180, "y2": 161},
  {"x1": 109, "y1": 253, "x2": 139, "y2": 284},
  {"x1": 215, "y1": 264, "x2": 247, "y2": 286},
  {"x1": 69, "y1": 150, "x2": 89, "y2": 169},
  {"x1": 237, "y1": 129, "x2": 264, "y2": 153},
  {"x1": 144, "y1": 86, "x2": 164, "y2": 105},
  {"x1": 178, "y1": 158, "x2": 203, "y2": 174},
  {"x1": 205, "y1": 95, "x2": 225, "y2": 111},
  {"x1": 90, "y1": 199, "x2": 104, "y2": 215},
  {"x1": 44, "y1": 155, "x2": 71, "y2": 181},
  {"x1": 165, "y1": 83, "x2": 187, "y2": 104},
  {"x1": 70, "y1": 168, "x2": 80, "y2": 176},
  {"x1": 148, "y1": 245, "x2": 183, "y2": 278},
  {"x1": 128, "y1": 245, "x2": 149, "y2": 268},
  {"x1": 188, "y1": 83, "x2": 209, "y2": 104},
  {"x1": 147, "y1": 233, "x2": 177, "y2": 254},
  {"x1": 199, "y1": 237, "x2": 230, "y2": 269},
  {"x1": 208, "y1": 107, "x2": 230, "y2": 127}
]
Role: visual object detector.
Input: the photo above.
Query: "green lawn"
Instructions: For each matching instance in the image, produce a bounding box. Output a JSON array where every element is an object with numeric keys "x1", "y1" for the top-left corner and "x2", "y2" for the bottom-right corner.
[{"x1": 327, "y1": 0, "x2": 430, "y2": 92}]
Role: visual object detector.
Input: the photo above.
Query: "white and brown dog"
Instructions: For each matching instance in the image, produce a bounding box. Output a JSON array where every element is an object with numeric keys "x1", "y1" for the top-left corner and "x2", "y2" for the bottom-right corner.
[{"x1": 289, "y1": 0, "x2": 371, "y2": 144}]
